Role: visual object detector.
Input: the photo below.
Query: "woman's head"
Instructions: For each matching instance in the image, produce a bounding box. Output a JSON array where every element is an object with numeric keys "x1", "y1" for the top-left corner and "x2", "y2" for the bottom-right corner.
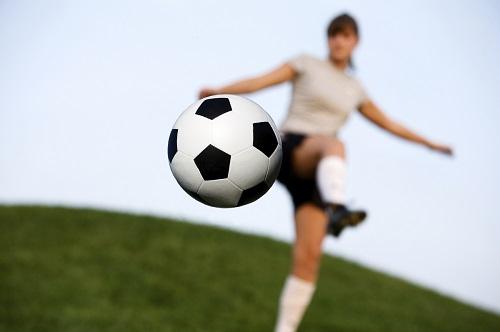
[{"x1": 326, "y1": 13, "x2": 359, "y2": 67}]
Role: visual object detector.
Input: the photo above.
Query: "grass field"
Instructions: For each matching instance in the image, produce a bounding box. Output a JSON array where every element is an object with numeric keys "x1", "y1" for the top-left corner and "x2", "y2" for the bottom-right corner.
[{"x1": 1, "y1": 205, "x2": 499, "y2": 331}]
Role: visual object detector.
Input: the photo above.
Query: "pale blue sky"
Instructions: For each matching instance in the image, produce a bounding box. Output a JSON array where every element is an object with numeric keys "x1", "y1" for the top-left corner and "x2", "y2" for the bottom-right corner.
[{"x1": 1, "y1": 0, "x2": 499, "y2": 313}]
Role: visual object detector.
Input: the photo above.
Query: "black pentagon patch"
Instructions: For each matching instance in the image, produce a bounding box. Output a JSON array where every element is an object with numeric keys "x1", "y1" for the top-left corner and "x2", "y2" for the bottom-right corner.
[
  {"x1": 195, "y1": 98, "x2": 232, "y2": 120},
  {"x1": 194, "y1": 145, "x2": 231, "y2": 180},
  {"x1": 167, "y1": 128, "x2": 178, "y2": 163},
  {"x1": 237, "y1": 181, "x2": 270, "y2": 206},
  {"x1": 253, "y1": 122, "x2": 278, "y2": 157}
]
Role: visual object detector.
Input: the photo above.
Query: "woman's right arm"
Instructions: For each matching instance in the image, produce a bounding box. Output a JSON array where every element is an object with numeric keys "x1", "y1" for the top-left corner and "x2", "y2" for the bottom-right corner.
[{"x1": 198, "y1": 63, "x2": 296, "y2": 99}]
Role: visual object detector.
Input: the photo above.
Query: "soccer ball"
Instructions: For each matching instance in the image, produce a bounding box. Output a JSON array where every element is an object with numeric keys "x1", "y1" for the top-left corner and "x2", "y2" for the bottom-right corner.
[{"x1": 167, "y1": 94, "x2": 282, "y2": 208}]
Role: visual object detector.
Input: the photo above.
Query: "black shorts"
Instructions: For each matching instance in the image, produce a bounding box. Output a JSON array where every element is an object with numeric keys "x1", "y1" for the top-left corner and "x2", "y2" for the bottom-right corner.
[{"x1": 277, "y1": 132, "x2": 325, "y2": 211}]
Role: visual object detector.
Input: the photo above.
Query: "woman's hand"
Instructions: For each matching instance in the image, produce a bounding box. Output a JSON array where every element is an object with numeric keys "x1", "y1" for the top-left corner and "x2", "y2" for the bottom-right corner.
[
  {"x1": 198, "y1": 87, "x2": 219, "y2": 99},
  {"x1": 426, "y1": 141, "x2": 454, "y2": 156}
]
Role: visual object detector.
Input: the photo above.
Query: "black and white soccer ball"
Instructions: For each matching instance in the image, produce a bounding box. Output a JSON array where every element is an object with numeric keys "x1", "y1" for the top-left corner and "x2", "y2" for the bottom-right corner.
[{"x1": 167, "y1": 94, "x2": 282, "y2": 208}]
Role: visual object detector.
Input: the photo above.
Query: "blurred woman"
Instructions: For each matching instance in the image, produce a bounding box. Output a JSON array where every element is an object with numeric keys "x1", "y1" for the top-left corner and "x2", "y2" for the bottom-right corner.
[{"x1": 199, "y1": 13, "x2": 452, "y2": 332}]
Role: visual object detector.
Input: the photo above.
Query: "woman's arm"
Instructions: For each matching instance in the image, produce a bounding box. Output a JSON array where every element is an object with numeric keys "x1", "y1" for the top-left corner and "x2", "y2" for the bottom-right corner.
[
  {"x1": 198, "y1": 63, "x2": 296, "y2": 99},
  {"x1": 358, "y1": 100, "x2": 453, "y2": 156}
]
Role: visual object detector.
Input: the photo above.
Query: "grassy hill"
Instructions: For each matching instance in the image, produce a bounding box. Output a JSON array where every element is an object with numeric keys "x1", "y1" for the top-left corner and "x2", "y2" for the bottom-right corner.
[{"x1": 1, "y1": 205, "x2": 499, "y2": 332}]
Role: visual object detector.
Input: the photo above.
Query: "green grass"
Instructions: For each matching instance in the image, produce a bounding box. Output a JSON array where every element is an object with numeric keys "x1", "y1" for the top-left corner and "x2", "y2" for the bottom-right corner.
[{"x1": 0, "y1": 205, "x2": 499, "y2": 332}]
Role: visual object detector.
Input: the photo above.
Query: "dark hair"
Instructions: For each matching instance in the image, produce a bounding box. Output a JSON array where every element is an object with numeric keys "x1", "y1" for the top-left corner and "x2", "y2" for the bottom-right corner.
[
  {"x1": 327, "y1": 13, "x2": 359, "y2": 38},
  {"x1": 326, "y1": 13, "x2": 359, "y2": 68}
]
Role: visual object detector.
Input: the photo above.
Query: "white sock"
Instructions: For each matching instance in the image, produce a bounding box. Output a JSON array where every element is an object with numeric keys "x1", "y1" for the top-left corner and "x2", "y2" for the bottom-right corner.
[
  {"x1": 274, "y1": 275, "x2": 316, "y2": 332},
  {"x1": 316, "y1": 155, "x2": 347, "y2": 205}
]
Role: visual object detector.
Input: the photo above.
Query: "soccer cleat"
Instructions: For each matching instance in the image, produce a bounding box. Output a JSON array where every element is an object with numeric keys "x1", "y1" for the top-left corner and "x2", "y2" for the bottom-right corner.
[{"x1": 326, "y1": 204, "x2": 367, "y2": 237}]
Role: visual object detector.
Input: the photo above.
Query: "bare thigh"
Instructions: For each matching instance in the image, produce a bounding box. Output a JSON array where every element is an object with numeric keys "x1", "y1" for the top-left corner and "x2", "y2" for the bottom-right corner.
[
  {"x1": 292, "y1": 203, "x2": 328, "y2": 283},
  {"x1": 291, "y1": 134, "x2": 345, "y2": 179}
]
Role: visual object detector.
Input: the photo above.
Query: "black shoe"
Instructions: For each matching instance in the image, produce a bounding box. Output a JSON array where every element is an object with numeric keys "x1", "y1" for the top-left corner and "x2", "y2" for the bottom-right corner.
[{"x1": 326, "y1": 204, "x2": 367, "y2": 237}]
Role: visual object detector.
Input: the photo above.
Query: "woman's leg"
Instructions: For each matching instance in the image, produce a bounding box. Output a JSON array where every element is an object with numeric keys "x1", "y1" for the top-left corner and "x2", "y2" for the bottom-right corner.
[
  {"x1": 292, "y1": 134, "x2": 366, "y2": 235},
  {"x1": 292, "y1": 134, "x2": 348, "y2": 205},
  {"x1": 274, "y1": 135, "x2": 348, "y2": 332},
  {"x1": 291, "y1": 134, "x2": 345, "y2": 180},
  {"x1": 274, "y1": 203, "x2": 327, "y2": 332},
  {"x1": 292, "y1": 203, "x2": 328, "y2": 282}
]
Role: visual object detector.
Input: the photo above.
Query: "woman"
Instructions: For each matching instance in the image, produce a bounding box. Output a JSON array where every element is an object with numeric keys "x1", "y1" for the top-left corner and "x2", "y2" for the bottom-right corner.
[{"x1": 199, "y1": 13, "x2": 453, "y2": 332}]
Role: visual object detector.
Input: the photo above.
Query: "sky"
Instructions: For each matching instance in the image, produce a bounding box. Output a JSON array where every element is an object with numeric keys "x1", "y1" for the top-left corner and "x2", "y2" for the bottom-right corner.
[{"x1": 1, "y1": 0, "x2": 500, "y2": 313}]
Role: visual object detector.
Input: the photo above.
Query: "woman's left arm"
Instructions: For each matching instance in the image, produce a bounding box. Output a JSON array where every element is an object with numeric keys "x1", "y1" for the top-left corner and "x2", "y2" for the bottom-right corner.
[{"x1": 358, "y1": 100, "x2": 453, "y2": 156}]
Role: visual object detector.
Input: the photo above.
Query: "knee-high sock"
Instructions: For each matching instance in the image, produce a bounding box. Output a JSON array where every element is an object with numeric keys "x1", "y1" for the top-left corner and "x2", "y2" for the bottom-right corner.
[
  {"x1": 316, "y1": 155, "x2": 347, "y2": 205},
  {"x1": 274, "y1": 275, "x2": 316, "y2": 332}
]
